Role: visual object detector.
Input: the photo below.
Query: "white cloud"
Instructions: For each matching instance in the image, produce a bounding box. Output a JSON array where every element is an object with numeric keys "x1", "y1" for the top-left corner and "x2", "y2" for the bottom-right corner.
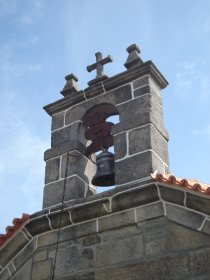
[
  {"x1": 30, "y1": 35, "x2": 39, "y2": 45},
  {"x1": 193, "y1": 125, "x2": 210, "y2": 138},
  {"x1": 0, "y1": 0, "x2": 44, "y2": 24},
  {"x1": 20, "y1": 14, "x2": 33, "y2": 25},
  {"x1": 0, "y1": 116, "x2": 48, "y2": 223},
  {"x1": 0, "y1": 43, "x2": 43, "y2": 86},
  {"x1": 175, "y1": 60, "x2": 210, "y2": 100},
  {"x1": 18, "y1": 0, "x2": 43, "y2": 26}
]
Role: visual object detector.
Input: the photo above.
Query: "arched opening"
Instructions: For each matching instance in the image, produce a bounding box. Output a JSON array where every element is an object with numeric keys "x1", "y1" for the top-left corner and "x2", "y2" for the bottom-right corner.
[{"x1": 83, "y1": 103, "x2": 119, "y2": 190}]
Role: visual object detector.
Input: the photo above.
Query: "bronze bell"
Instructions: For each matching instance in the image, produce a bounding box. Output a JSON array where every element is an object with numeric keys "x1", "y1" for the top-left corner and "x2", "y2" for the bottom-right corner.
[{"x1": 92, "y1": 150, "x2": 115, "y2": 186}]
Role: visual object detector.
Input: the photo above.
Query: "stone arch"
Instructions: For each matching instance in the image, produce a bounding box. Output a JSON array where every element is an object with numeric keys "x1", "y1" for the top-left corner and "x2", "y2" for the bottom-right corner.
[{"x1": 82, "y1": 103, "x2": 119, "y2": 156}]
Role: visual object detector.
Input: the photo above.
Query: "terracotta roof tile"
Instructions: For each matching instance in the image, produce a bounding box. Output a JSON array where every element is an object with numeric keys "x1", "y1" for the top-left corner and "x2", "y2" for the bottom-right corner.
[
  {"x1": 151, "y1": 172, "x2": 210, "y2": 195},
  {"x1": 0, "y1": 213, "x2": 29, "y2": 247}
]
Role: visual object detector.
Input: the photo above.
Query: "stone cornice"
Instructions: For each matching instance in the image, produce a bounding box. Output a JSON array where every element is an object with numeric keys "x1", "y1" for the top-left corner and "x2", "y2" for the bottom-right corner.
[
  {"x1": 43, "y1": 91, "x2": 85, "y2": 116},
  {"x1": 43, "y1": 61, "x2": 168, "y2": 116},
  {"x1": 1, "y1": 180, "x2": 210, "y2": 271}
]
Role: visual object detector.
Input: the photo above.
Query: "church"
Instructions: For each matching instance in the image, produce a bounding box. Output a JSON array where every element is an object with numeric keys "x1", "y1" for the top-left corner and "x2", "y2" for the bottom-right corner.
[{"x1": 0, "y1": 44, "x2": 210, "y2": 280}]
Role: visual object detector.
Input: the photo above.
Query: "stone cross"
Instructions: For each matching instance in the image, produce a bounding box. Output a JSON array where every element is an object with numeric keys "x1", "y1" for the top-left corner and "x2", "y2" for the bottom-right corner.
[{"x1": 87, "y1": 52, "x2": 113, "y2": 78}]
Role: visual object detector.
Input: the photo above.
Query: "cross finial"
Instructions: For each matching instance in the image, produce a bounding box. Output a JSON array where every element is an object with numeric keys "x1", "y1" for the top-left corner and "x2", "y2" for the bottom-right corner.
[{"x1": 87, "y1": 52, "x2": 113, "y2": 85}]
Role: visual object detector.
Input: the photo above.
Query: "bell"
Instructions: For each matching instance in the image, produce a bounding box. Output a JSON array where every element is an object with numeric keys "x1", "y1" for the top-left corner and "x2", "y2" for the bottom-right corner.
[{"x1": 92, "y1": 150, "x2": 115, "y2": 186}]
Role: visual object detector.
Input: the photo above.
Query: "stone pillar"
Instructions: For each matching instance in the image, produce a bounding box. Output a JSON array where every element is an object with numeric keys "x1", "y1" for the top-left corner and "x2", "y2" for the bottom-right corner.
[
  {"x1": 112, "y1": 44, "x2": 169, "y2": 186},
  {"x1": 42, "y1": 75, "x2": 96, "y2": 209}
]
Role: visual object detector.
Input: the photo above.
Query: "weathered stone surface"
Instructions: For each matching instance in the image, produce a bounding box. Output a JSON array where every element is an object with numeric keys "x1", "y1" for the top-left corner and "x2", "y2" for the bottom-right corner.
[
  {"x1": 51, "y1": 111, "x2": 65, "y2": 131},
  {"x1": 33, "y1": 250, "x2": 48, "y2": 262},
  {"x1": 65, "y1": 106, "x2": 86, "y2": 125},
  {"x1": 48, "y1": 210, "x2": 71, "y2": 229},
  {"x1": 136, "y1": 202, "x2": 164, "y2": 223},
  {"x1": 169, "y1": 222, "x2": 210, "y2": 251},
  {"x1": 45, "y1": 157, "x2": 60, "y2": 184},
  {"x1": 133, "y1": 75, "x2": 149, "y2": 89},
  {"x1": 143, "y1": 217, "x2": 170, "y2": 256},
  {"x1": 0, "y1": 268, "x2": 10, "y2": 280},
  {"x1": 95, "y1": 254, "x2": 189, "y2": 280},
  {"x1": 32, "y1": 259, "x2": 53, "y2": 280},
  {"x1": 25, "y1": 216, "x2": 51, "y2": 236},
  {"x1": 55, "y1": 272, "x2": 95, "y2": 280},
  {"x1": 13, "y1": 239, "x2": 36, "y2": 270},
  {"x1": 44, "y1": 93, "x2": 85, "y2": 117},
  {"x1": 190, "y1": 248, "x2": 210, "y2": 275},
  {"x1": 114, "y1": 94, "x2": 167, "y2": 140},
  {"x1": 61, "y1": 152, "x2": 95, "y2": 184},
  {"x1": 10, "y1": 259, "x2": 32, "y2": 280},
  {"x1": 133, "y1": 78, "x2": 162, "y2": 105},
  {"x1": 134, "y1": 85, "x2": 150, "y2": 96},
  {"x1": 185, "y1": 275, "x2": 210, "y2": 280},
  {"x1": 59, "y1": 220, "x2": 97, "y2": 243},
  {"x1": 0, "y1": 232, "x2": 29, "y2": 267},
  {"x1": 150, "y1": 87, "x2": 162, "y2": 105},
  {"x1": 202, "y1": 220, "x2": 210, "y2": 235},
  {"x1": 85, "y1": 82, "x2": 105, "y2": 99},
  {"x1": 54, "y1": 246, "x2": 94, "y2": 276},
  {"x1": 116, "y1": 94, "x2": 158, "y2": 130},
  {"x1": 44, "y1": 141, "x2": 86, "y2": 161},
  {"x1": 71, "y1": 199, "x2": 110, "y2": 223},
  {"x1": 96, "y1": 234, "x2": 144, "y2": 267},
  {"x1": 99, "y1": 209, "x2": 135, "y2": 232},
  {"x1": 38, "y1": 231, "x2": 58, "y2": 248},
  {"x1": 166, "y1": 203, "x2": 205, "y2": 230},
  {"x1": 108, "y1": 84, "x2": 132, "y2": 104},
  {"x1": 43, "y1": 177, "x2": 86, "y2": 208},
  {"x1": 82, "y1": 235, "x2": 101, "y2": 246},
  {"x1": 158, "y1": 185, "x2": 184, "y2": 205},
  {"x1": 112, "y1": 184, "x2": 159, "y2": 212},
  {"x1": 101, "y1": 224, "x2": 140, "y2": 241},
  {"x1": 129, "y1": 124, "x2": 168, "y2": 164},
  {"x1": 7, "y1": 263, "x2": 15, "y2": 276},
  {"x1": 186, "y1": 193, "x2": 210, "y2": 215},
  {"x1": 115, "y1": 151, "x2": 165, "y2": 185},
  {"x1": 113, "y1": 132, "x2": 127, "y2": 160},
  {"x1": 51, "y1": 122, "x2": 86, "y2": 149}
]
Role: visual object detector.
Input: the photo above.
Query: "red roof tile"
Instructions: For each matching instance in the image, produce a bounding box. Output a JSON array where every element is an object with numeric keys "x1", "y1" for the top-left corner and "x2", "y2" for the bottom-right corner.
[
  {"x1": 0, "y1": 213, "x2": 29, "y2": 247},
  {"x1": 151, "y1": 172, "x2": 210, "y2": 195}
]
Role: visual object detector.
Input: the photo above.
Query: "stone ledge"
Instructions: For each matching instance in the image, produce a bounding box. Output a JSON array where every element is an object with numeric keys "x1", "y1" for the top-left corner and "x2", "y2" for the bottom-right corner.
[
  {"x1": 186, "y1": 193, "x2": 210, "y2": 215},
  {"x1": 99, "y1": 209, "x2": 135, "y2": 232},
  {"x1": 158, "y1": 185, "x2": 184, "y2": 205},
  {"x1": 13, "y1": 238, "x2": 36, "y2": 272},
  {"x1": 43, "y1": 92, "x2": 85, "y2": 116},
  {"x1": 43, "y1": 61, "x2": 168, "y2": 117},
  {"x1": 0, "y1": 232, "x2": 30, "y2": 267},
  {"x1": 71, "y1": 198, "x2": 110, "y2": 223},
  {"x1": 2, "y1": 182, "x2": 210, "y2": 272},
  {"x1": 103, "y1": 60, "x2": 168, "y2": 92},
  {"x1": 165, "y1": 203, "x2": 205, "y2": 230},
  {"x1": 112, "y1": 184, "x2": 159, "y2": 212},
  {"x1": 48, "y1": 210, "x2": 72, "y2": 229},
  {"x1": 25, "y1": 216, "x2": 52, "y2": 236},
  {"x1": 44, "y1": 141, "x2": 86, "y2": 161},
  {"x1": 136, "y1": 202, "x2": 164, "y2": 223}
]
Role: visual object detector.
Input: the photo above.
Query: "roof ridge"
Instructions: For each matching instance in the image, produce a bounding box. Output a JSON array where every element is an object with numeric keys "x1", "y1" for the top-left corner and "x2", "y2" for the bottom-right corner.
[
  {"x1": 0, "y1": 213, "x2": 29, "y2": 247},
  {"x1": 151, "y1": 172, "x2": 210, "y2": 195}
]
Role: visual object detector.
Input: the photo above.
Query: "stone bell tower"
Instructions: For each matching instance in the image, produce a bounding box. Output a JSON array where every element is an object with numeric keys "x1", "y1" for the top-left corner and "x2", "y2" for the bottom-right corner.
[{"x1": 42, "y1": 43, "x2": 169, "y2": 209}]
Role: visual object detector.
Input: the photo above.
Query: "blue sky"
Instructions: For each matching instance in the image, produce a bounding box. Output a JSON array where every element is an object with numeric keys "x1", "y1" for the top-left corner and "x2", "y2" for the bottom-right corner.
[{"x1": 0, "y1": 0, "x2": 210, "y2": 232}]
